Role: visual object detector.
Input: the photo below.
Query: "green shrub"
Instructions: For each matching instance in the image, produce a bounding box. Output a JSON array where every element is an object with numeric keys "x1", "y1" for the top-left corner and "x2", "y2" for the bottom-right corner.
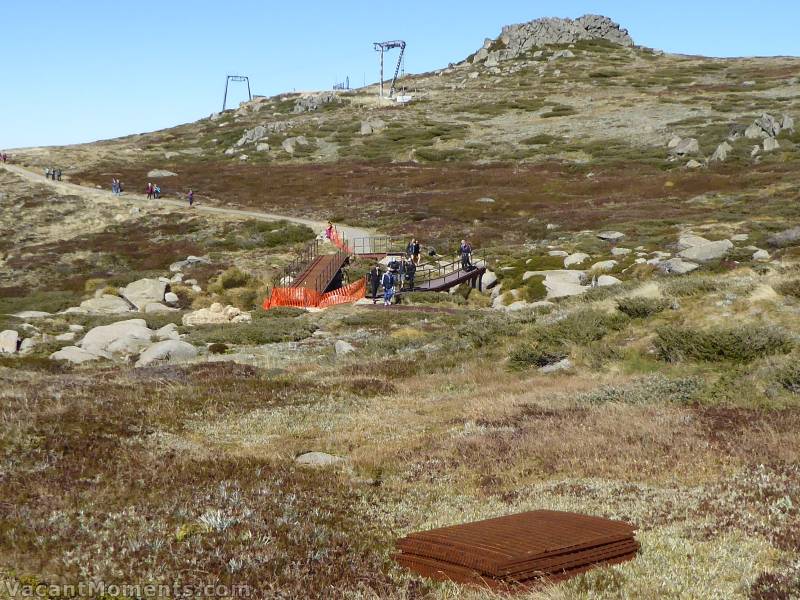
[
  {"x1": 541, "y1": 104, "x2": 578, "y2": 118},
  {"x1": 616, "y1": 297, "x2": 670, "y2": 319},
  {"x1": 662, "y1": 276, "x2": 725, "y2": 297},
  {"x1": 775, "y1": 360, "x2": 800, "y2": 393},
  {"x1": 775, "y1": 279, "x2": 800, "y2": 299},
  {"x1": 509, "y1": 341, "x2": 568, "y2": 370},
  {"x1": 655, "y1": 324, "x2": 792, "y2": 363},
  {"x1": 521, "y1": 133, "x2": 558, "y2": 145},
  {"x1": 579, "y1": 375, "x2": 704, "y2": 405},
  {"x1": 185, "y1": 317, "x2": 317, "y2": 346},
  {"x1": 211, "y1": 267, "x2": 252, "y2": 292}
]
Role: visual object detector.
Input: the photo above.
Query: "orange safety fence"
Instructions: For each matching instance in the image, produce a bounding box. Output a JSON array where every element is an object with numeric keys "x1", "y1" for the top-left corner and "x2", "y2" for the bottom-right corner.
[
  {"x1": 263, "y1": 277, "x2": 366, "y2": 310},
  {"x1": 319, "y1": 277, "x2": 366, "y2": 308},
  {"x1": 330, "y1": 227, "x2": 351, "y2": 253}
]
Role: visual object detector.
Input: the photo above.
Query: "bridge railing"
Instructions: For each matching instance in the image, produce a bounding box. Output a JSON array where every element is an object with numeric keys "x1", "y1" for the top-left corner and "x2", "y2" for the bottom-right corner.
[
  {"x1": 313, "y1": 250, "x2": 349, "y2": 293},
  {"x1": 278, "y1": 238, "x2": 320, "y2": 286},
  {"x1": 411, "y1": 249, "x2": 486, "y2": 289}
]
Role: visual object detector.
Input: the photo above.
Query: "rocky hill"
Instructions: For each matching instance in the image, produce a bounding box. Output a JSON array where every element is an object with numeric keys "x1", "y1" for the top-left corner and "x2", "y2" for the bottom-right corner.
[{"x1": 470, "y1": 14, "x2": 633, "y2": 65}]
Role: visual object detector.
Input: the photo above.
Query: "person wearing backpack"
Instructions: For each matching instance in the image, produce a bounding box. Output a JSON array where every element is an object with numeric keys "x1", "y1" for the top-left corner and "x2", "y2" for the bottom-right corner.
[
  {"x1": 404, "y1": 258, "x2": 416, "y2": 290},
  {"x1": 381, "y1": 269, "x2": 395, "y2": 306},
  {"x1": 460, "y1": 239, "x2": 473, "y2": 270},
  {"x1": 368, "y1": 264, "x2": 382, "y2": 304}
]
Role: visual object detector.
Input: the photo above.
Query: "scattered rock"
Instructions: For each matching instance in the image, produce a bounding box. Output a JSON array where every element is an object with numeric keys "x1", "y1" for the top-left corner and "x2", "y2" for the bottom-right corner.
[
  {"x1": 293, "y1": 92, "x2": 338, "y2": 113},
  {"x1": 482, "y1": 269, "x2": 498, "y2": 289},
  {"x1": 548, "y1": 250, "x2": 568, "y2": 257},
  {"x1": 710, "y1": 141, "x2": 732, "y2": 162},
  {"x1": 752, "y1": 249, "x2": 770, "y2": 261},
  {"x1": 756, "y1": 113, "x2": 781, "y2": 137},
  {"x1": 597, "y1": 231, "x2": 624, "y2": 242},
  {"x1": 610, "y1": 247, "x2": 631, "y2": 256},
  {"x1": 564, "y1": 252, "x2": 590, "y2": 267},
  {"x1": 282, "y1": 136, "x2": 309, "y2": 154},
  {"x1": 10, "y1": 310, "x2": 51, "y2": 319},
  {"x1": 120, "y1": 279, "x2": 167, "y2": 311},
  {"x1": 678, "y1": 239, "x2": 733, "y2": 262},
  {"x1": 670, "y1": 138, "x2": 700, "y2": 156},
  {"x1": 155, "y1": 323, "x2": 181, "y2": 341},
  {"x1": 50, "y1": 346, "x2": 102, "y2": 364},
  {"x1": 69, "y1": 324, "x2": 85, "y2": 333},
  {"x1": 295, "y1": 451, "x2": 344, "y2": 467},
  {"x1": 597, "y1": 275, "x2": 622, "y2": 286},
  {"x1": 144, "y1": 303, "x2": 179, "y2": 314},
  {"x1": 183, "y1": 303, "x2": 251, "y2": 326},
  {"x1": 751, "y1": 145, "x2": 761, "y2": 157},
  {"x1": 80, "y1": 319, "x2": 152, "y2": 356},
  {"x1": 677, "y1": 234, "x2": 711, "y2": 250},
  {"x1": 731, "y1": 234, "x2": 749, "y2": 242},
  {"x1": 591, "y1": 260, "x2": 617, "y2": 272},
  {"x1": 256, "y1": 143, "x2": 270, "y2": 152},
  {"x1": 0, "y1": 330, "x2": 20, "y2": 353},
  {"x1": 549, "y1": 49, "x2": 575, "y2": 60},
  {"x1": 782, "y1": 114, "x2": 795, "y2": 133},
  {"x1": 170, "y1": 255, "x2": 211, "y2": 272},
  {"x1": 334, "y1": 340, "x2": 356, "y2": 355},
  {"x1": 19, "y1": 338, "x2": 37, "y2": 354},
  {"x1": 667, "y1": 136, "x2": 682, "y2": 149},
  {"x1": 763, "y1": 138, "x2": 780, "y2": 152},
  {"x1": 768, "y1": 227, "x2": 800, "y2": 247},
  {"x1": 146, "y1": 169, "x2": 177, "y2": 178},
  {"x1": 135, "y1": 340, "x2": 198, "y2": 367},
  {"x1": 476, "y1": 197, "x2": 495, "y2": 203},
  {"x1": 686, "y1": 159, "x2": 703, "y2": 169},
  {"x1": 543, "y1": 270, "x2": 588, "y2": 298},
  {"x1": 539, "y1": 358, "x2": 573, "y2": 374},
  {"x1": 659, "y1": 258, "x2": 700, "y2": 275},
  {"x1": 55, "y1": 332, "x2": 76, "y2": 342},
  {"x1": 164, "y1": 292, "x2": 180, "y2": 306},
  {"x1": 76, "y1": 294, "x2": 133, "y2": 315},
  {"x1": 360, "y1": 118, "x2": 386, "y2": 135}
]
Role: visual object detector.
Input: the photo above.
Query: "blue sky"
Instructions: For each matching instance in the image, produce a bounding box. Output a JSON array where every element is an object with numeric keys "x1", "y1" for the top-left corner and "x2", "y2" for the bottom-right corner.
[{"x1": 2, "y1": 0, "x2": 799, "y2": 149}]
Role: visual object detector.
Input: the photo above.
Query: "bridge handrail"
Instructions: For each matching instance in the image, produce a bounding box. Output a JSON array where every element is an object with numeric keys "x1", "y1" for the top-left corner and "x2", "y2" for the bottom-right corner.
[{"x1": 411, "y1": 249, "x2": 486, "y2": 288}]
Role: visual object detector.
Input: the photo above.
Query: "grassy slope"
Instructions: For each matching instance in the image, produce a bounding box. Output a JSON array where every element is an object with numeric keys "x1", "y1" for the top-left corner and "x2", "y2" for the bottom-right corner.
[{"x1": 2, "y1": 37, "x2": 800, "y2": 599}]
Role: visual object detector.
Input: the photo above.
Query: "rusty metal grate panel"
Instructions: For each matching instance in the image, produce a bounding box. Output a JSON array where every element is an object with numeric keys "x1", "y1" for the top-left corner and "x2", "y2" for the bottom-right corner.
[{"x1": 394, "y1": 510, "x2": 638, "y2": 589}]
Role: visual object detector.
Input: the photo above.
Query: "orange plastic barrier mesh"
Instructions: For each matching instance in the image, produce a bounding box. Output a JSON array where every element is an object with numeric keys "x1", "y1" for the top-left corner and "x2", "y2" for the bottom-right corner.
[
  {"x1": 330, "y1": 228, "x2": 351, "y2": 253},
  {"x1": 319, "y1": 278, "x2": 366, "y2": 308},
  {"x1": 263, "y1": 278, "x2": 366, "y2": 310}
]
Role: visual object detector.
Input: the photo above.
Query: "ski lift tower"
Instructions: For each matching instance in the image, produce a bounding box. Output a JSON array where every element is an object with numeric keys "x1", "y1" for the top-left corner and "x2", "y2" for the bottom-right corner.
[
  {"x1": 373, "y1": 40, "x2": 406, "y2": 99},
  {"x1": 222, "y1": 74, "x2": 252, "y2": 111}
]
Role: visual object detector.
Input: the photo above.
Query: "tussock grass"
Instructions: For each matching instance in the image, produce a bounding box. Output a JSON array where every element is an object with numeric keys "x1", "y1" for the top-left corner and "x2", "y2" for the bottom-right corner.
[{"x1": 655, "y1": 323, "x2": 792, "y2": 363}]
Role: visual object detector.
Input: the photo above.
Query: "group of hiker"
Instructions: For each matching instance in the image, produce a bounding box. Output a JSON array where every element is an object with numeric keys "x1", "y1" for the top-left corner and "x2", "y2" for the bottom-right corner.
[
  {"x1": 111, "y1": 178, "x2": 125, "y2": 195},
  {"x1": 145, "y1": 182, "x2": 162, "y2": 199},
  {"x1": 366, "y1": 237, "x2": 474, "y2": 306},
  {"x1": 44, "y1": 167, "x2": 62, "y2": 181}
]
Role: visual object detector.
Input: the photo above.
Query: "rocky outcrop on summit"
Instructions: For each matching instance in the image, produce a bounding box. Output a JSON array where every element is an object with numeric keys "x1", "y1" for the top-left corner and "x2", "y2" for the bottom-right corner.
[{"x1": 472, "y1": 14, "x2": 633, "y2": 64}]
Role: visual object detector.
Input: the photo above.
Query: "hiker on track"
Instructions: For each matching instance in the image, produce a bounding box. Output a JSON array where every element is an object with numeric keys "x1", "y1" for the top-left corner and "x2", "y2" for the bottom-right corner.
[
  {"x1": 56, "y1": 169, "x2": 62, "y2": 181},
  {"x1": 368, "y1": 264, "x2": 382, "y2": 304},
  {"x1": 154, "y1": 184, "x2": 161, "y2": 199},
  {"x1": 187, "y1": 189, "x2": 194, "y2": 206},
  {"x1": 111, "y1": 178, "x2": 118, "y2": 195},
  {"x1": 411, "y1": 238, "x2": 421, "y2": 264},
  {"x1": 325, "y1": 221, "x2": 333, "y2": 240},
  {"x1": 146, "y1": 182, "x2": 153, "y2": 199},
  {"x1": 460, "y1": 239, "x2": 473, "y2": 270},
  {"x1": 45, "y1": 167, "x2": 51, "y2": 179},
  {"x1": 382, "y1": 268, "x2": 396, "y2": 306},
  {"x1": 404, "y1": 257, "x2": 416, "y2": 290}
]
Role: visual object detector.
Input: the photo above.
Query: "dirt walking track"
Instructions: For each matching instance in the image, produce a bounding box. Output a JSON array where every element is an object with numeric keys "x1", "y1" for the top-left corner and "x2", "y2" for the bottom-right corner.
[{"x1": 1, "y1": 164, "x2": 374, "y2": 242}]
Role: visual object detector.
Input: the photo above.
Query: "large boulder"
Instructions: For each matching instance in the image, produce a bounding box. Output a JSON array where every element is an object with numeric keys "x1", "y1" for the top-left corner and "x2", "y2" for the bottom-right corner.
[
  {"x1": 763, "y1": 138, "x2": 780, "y2": 152},
  {"x1": 677, "y1": 234, "x2": 711, "y2": 250},
  {"x1": 182, "y1": 303, "x2": 251, "y2": 326},
  {"x1": 755, "y1": 113, "x2": 781, "y2": 137},
  {"x1": 80, "y1": 319, "x2": 153, "y2": 356},
  {"x1": 360, "y1": 119, "x2": 386, "y2": 135},
  {"x1": 678, "y1": 239, "x2": 733, "y2": 262},
  {"x1": 768, "y1": 227, "x2": 800, "y2": 248},
  {"x1": 120, "y1": 279, "x2": 167, "y2": 310},
  {"x1": 659, "y1": 258, "x2": 700, "y2": 275},
  {"x1": 50, "y1": 346, "x2": 103, "y2": 364},
  {"x1": 334, "y1": 340, "x2": 356, "y2": 355},
  {"x1": 710, "y1": 141, "x2": 732, "y2": 163},
  {"x1": 543, "y1": 270, "x2": 588, "y2": 299},
  {"x1": 669, "y1": 138, "x2": 700, "y2": 156},
  {"x1": 782, "y1": 114, "x2": 795, "y2": 133},
  {"x1": 155, "y1": 323, "x2": 181, "y2": 341},
  {"x1": 77, "y1": 294, "x2": 133, "y2": 315},
  {"x1": 564, "y1": 252, "x2": 590, "y2": 267},
  {"x1": 282, "y1": 136, "x2": 309, "y2": 154},
  {"x1": 591, "y1": 260, "x2": 617, "y2": 272},
  {"x1": 597, "y1": 275, "x2": 622, "y2": 286},
  {"x1": 135, "y1": 340, "x2": 198, "y2": 367},
  {"x1": 0, "y1": 330, "x2": 19, "y2": 354}
]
